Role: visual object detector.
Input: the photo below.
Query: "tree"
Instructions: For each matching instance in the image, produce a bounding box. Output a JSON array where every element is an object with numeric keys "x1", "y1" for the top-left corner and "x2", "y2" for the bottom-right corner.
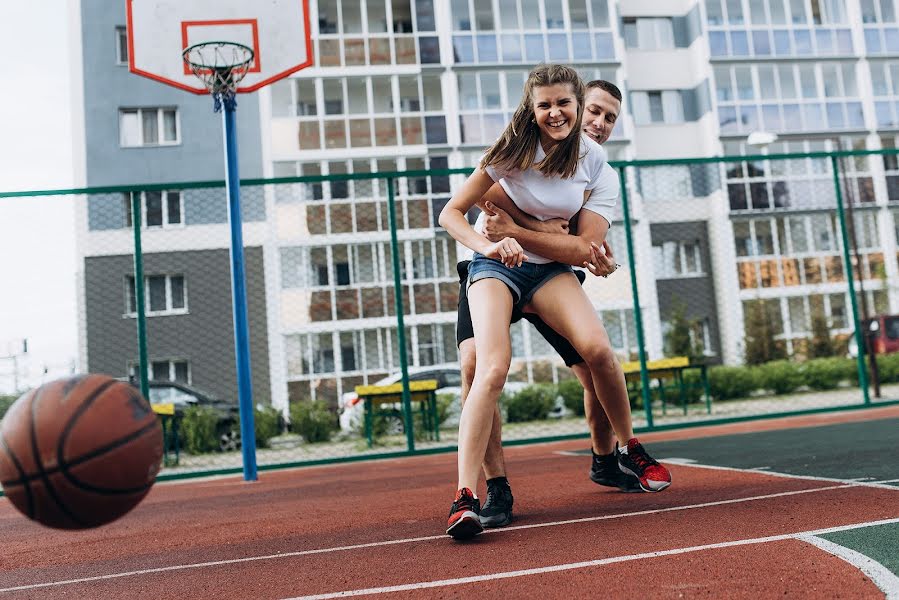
[
  {"x1": 808, "y1": 308, "x2": 837, "y2": 358},
  {"x1": 665, "y1": 300, "x2": 697, "y2": 359},
  {"x1": 743, "y1": 299, "x2": 786, "y2": 365}
]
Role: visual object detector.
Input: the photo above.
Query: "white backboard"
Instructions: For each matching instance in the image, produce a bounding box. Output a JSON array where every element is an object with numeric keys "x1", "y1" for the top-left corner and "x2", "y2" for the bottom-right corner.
[{"x1": 126, "y1": 0, "x2": 312, "y2": 94}]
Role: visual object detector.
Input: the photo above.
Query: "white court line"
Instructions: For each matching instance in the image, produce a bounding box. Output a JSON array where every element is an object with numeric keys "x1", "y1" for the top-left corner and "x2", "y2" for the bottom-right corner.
[
  {"x1": 798, "y1": 534, "x2": 899, "y2": 599},
  {"x1": 281, "y1": 517, "x2": 899, "y2": 600},
  {"x1": 663, "y1": 458, "x2": 899, "y2": 491},
  {"x1": 0, "y1": 484, "x2": 856, "y2": 594}
]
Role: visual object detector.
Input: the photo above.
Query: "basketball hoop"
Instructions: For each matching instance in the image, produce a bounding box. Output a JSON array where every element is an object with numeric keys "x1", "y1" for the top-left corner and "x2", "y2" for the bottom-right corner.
[{"x1": 182, "y1": 41, "x2": 255, "y2": 112}]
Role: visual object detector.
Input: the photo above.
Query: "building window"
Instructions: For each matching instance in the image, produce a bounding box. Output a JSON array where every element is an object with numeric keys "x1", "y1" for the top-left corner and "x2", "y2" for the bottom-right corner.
[
  {"x1": 623, "y1": 17, "x2": 675, "y2": 49},
  {"x1": 632, "y1": 90, "x2": 683, "y2": 124},
  {"x1": 116, "y1": 26, "x2": 128, "y2": 64},
  {"x1": 653, "y1": 240, "x2": 705, "y2": 278},
  {"x1": 124, "y1": 190, "x2": 183, "y2": 228},
  {"x1": 119, "y1": 108, "x2": 179, "y2": 147},
  {"x1": 126, "y1": 274, "x2": 187, "y2": 315}
]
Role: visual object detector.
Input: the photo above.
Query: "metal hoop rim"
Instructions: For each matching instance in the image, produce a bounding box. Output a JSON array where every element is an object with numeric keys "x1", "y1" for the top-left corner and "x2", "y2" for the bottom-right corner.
[{"x1": 181, "y1": 41, "x2": 255, "y2": 70}]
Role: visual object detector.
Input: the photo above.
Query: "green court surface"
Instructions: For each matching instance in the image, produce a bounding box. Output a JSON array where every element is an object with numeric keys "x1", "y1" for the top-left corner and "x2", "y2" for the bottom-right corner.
[
  {"x1": 819, "y1": 523, "x2": 899, "y2": 576},
  {"x1": 632, "y1": 417, "x2": 899, "y2": 484}
]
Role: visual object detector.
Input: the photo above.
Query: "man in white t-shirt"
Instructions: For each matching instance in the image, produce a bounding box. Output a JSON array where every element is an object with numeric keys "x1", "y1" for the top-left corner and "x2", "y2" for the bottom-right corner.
[{"x1": 454, "y1": 81, "x2": 646, "y2": 530}]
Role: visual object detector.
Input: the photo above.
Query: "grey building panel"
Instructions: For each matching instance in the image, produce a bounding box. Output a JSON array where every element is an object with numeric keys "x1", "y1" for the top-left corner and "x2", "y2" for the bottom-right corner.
[
  {"x1": 88, "y1": 193, "x2": 127, "y2": 230},
  {"x1": 672, "y1": 5, "x2": 703, "y2": 48},
  {"x1": 80, "y1": 3, "x2": 263, "y2": 187},
  {"x1": 650, "y1": 221, "x2": 721, "y2": 361},
  {"x1": 689, "y1": 163, "x2": 722, "y2": 197},
  {"x1": 184, "y1": 186, "x2": 266, "y2": 225},
  {"x1": 84, "y1": 247, "x2": 271, "y2": 405},
  {"x1": 683, "y1": 80, "x2": 711, "y2": 122}
]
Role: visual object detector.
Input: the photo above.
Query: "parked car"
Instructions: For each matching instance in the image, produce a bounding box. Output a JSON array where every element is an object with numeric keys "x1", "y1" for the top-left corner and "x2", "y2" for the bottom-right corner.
[
  {"x1": 338, "y1": 366, "x2": 528, "y2": 434},
  {"x1": 848, "y1": 314, "x2": 899, "y2": 358},
  {"x1": 129, "y1": 379, "x2": 242, "y2": 452}
]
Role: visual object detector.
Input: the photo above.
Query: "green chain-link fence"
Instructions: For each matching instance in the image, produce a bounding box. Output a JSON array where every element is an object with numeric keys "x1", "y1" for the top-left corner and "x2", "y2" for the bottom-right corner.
[{"x1": 2, "y1": 149, "x2": 899, "y2": 479}]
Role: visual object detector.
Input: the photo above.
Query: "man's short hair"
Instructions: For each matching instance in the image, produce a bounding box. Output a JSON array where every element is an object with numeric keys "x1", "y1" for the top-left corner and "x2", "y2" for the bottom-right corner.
[{"x1": 586, "y1": 80, "x2": 622, "y2": 104}]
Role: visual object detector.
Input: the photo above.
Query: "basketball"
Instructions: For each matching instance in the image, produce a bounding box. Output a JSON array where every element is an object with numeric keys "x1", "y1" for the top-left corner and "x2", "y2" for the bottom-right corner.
[{"x1": 0, "y1": 374, "x2": 163, "y2": 529}]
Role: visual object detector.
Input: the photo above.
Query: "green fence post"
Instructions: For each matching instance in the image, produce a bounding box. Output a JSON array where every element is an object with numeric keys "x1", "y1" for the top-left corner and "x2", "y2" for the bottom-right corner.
[
  {"x1": 617, "y1": 165, "x2": 653, "y2": 428},
  {"x1": 386, "y1": 178, "x2": 415, "y2": 451},
  {"x1": 830, "y1": 155, "x2": 870, "y2": 405},
  {"x1": 131, "y1": 191, "x2": 150, "y2": 401}
]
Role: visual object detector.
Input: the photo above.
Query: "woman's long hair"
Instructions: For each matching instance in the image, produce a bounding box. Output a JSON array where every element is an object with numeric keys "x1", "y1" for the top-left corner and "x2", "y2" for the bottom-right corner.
[{"x1": 481, "y1": 64, "x2": 586, "y2": 179}]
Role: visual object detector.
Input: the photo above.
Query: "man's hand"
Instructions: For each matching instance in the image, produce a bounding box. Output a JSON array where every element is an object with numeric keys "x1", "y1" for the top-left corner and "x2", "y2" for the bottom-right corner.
[
  {"x1": 583, "y1": 241, "x2": 620, "y2": 278},
  {"x1": 482, "y1": 201, "x2": 522, "y2": 242},
  {"x1": 484, "y1": 236, "x2": 527, "y2": 268}
]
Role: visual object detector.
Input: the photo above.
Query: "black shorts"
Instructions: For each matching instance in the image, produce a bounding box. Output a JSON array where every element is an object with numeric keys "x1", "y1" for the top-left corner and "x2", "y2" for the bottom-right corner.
[{"x1": 455, "y1": 260, "x2": 586, "y2": 367}]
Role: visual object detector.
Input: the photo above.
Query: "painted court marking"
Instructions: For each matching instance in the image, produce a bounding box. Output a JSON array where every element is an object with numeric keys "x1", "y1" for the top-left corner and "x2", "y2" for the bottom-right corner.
[
  {"x1": 798, "y1": 534, "x2": 899, "y2": 599},
  {"x1": 0, "y1": 484, "x2": 856, "y2": 594},
  {"x1": 281, "y1": 518, "x2": 899, "y2": 600}
]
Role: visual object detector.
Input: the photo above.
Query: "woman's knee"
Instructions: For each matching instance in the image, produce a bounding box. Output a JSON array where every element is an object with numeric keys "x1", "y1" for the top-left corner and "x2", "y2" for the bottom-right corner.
[
  {"x1": 582, "y1": 343, "x2": 619, "y2": 372},
  {"x1": 475, "y1": 361, "x2": 511, "y2": 393},
  {"x1": 459, "y1": 342, "x2": 477, "y2": 385}
]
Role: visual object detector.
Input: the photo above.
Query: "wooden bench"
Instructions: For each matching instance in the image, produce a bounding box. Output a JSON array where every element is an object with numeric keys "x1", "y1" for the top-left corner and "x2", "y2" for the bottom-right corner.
[
  {"x1": 354, "y1": 380, "x2": 440, "y2": 447},
  {"x1": 619, "y1": 356, "x2": 711, "y2": 415}
]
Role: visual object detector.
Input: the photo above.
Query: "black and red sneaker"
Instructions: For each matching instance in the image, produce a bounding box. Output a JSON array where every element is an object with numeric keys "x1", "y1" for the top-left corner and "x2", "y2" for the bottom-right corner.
[
  {"x1": 617, "y1": 438, "x2": 672, "y2": 492},
  {"x1": 446, "y1": 487, "x2": 483, "y2": 540}
]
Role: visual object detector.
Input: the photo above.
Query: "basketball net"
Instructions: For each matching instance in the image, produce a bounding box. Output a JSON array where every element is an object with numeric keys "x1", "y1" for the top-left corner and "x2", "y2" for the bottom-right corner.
[{"x1": 182, "y1": 42, "x2": 255, "y2": 112}]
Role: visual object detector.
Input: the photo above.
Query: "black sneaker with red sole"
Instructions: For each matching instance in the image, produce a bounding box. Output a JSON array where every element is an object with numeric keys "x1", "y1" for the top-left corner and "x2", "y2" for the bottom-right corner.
[{"x1": 590, "y1": 450, "x2": 643, "y2": 492}]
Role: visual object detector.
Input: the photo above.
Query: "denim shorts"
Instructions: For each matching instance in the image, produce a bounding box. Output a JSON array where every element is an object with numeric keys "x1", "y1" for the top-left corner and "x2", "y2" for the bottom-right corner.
[{"x1": 467, "y1": 253, "x2": 574, "y2": 309}]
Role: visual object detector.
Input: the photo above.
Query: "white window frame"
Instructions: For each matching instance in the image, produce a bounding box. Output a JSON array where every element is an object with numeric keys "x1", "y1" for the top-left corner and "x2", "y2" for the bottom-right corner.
[
  {"x1": 119, "y1": 107, "x2": 181, "y2": 147},
  {"x1": 632, "y1": 90, "x2": 684, "y2": 124},
  {"x1": 126, "y1": 274, "x2": 188, "y2": 317},
  {"x1": 653, "y1": 240, "x2": 705, "y2": 278},
  {"x1": 115, "y1": 26, "x2": 128, "y2": 65},
  {"x1": 125, "y1": 190, "x2": 184, "y2": 229}
]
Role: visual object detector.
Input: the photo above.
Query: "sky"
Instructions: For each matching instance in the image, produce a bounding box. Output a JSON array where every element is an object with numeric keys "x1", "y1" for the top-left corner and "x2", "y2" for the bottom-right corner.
[{"x1": 0, "y1": 5, "x2": 77, "y2": 394}]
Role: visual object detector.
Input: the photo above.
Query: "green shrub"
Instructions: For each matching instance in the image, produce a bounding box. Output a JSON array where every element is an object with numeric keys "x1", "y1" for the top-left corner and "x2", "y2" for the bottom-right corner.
[
  {"x1": 557, "y1": 378, "x2": 586, "y2": 417},
  {"x1": 254, "y1": 405, "x2": 282, "y2": 448},
  {"x1": 757, "y1": 360, "x2": 803, "y2": 395},
  {"x1": 708, "y1": 366, "x2": 758, "y2": 400},
  {"x1": 290, "y1": 400, "x2": 335, "y2": 443},
  {"x1": 660, "y1": 371, "x2": 704, "y2": 406},
  {"x1": 181, "y1": 406, "x2": 220, "y2": 454},
  {"x1": 435, "y1": 394, "x2": 457, "y2": 427},
  {"x1": 803, "y1": 357, "x2": 851, "y2": 390},
  {"x1": 874, "y1": 353, "x2": 899, "y2": 384},
  {"x1": 504, "y1": 384, "x2": 555, "y2": 423}
]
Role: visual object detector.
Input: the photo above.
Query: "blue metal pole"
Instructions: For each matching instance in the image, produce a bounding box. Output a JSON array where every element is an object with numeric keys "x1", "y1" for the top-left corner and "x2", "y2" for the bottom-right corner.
[{"x1": 221, "y1": 99, "x2": 258, "y2": 481}]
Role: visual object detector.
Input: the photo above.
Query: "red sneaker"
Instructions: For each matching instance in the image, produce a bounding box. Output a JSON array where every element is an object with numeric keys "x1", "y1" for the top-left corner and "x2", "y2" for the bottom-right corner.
[
  {"x1": 446, "y1": 487, "x2": 483, "y2": 540},
  {"x1": 617, "y1": 438, "x2": 672, "y2": 492}
]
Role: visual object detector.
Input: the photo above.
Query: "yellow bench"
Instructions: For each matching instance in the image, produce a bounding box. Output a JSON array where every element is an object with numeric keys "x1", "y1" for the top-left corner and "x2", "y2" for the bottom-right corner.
[
  {"x1": 620, "y1": 356, "x2": 711, "y2": 415},
  {"x1": 152, "y1": 403, "x2": 180, "y2": 466},
  {"x1": 354, "y1": 380, "x2": 440, "y2": 447}
]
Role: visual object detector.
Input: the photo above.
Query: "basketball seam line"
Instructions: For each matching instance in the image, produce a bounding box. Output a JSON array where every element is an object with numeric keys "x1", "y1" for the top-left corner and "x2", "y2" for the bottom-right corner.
[
  {"x1": 0, "y1": 429, "x2": 35, "y2": 519},
  {"x1": 28, "y1": 380, "x2": 118, "y2": 527}
]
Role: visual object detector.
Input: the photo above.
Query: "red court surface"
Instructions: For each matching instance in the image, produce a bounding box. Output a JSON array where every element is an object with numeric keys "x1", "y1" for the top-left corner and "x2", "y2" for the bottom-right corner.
[{"x1": 1, "y1": 405, "x2": 898, "y2": 599}]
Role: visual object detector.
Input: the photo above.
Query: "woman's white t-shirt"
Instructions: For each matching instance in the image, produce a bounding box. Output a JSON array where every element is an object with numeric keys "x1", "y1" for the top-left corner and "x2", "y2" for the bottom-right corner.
[{"x1": 477, "y1": 135, "x2": 619, "y2": 264}]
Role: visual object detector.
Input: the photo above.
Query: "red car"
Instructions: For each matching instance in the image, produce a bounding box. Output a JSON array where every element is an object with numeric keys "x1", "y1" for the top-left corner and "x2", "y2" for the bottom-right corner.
[{"x1": 849, "y1": 314, "x2": 899, "y2": 357}]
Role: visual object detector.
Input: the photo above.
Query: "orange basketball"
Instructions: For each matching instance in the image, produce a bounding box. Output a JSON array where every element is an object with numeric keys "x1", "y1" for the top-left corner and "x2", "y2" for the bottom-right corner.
[{"x1": 0, "y1": 374, "x2": 163, "y2": 529}]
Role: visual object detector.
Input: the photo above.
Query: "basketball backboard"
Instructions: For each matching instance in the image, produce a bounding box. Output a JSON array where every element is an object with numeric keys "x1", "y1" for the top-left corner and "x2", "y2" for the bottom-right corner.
[{"x1": 126, "y1": 0, "x2": 312, "y2": 94}]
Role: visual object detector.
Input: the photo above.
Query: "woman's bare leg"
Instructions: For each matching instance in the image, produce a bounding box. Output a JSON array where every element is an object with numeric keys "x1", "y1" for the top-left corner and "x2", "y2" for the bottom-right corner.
[{"x1": 457, "y1": 279, "x2": 514, "y2": 492}]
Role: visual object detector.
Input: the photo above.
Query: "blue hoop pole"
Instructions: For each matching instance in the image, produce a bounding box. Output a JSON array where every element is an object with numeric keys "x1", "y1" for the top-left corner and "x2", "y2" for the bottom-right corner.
[{"x1": 220, "y1": 95, "x2": 258, "y2": 481}]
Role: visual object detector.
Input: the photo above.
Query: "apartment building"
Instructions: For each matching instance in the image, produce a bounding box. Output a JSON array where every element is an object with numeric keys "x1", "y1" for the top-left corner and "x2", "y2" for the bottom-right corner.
[{"x1": 74, "y1": 0, "x2": 899, "y2": 412}]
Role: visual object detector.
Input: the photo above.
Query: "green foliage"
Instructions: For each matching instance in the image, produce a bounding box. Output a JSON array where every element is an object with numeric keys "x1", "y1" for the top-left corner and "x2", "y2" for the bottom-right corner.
[
  {"x1": 503, "y1": 384, "x2": 555, "y2": 423},
  {"x1": 665, "y1": 301, "x2": 698, "y2": 359},
  {"x1": 660, "y1": 370, "x2": 704, "y2": 406},
  {"x1": 756, "y1": 360, "x2": 803, "y2": 395},
  {"x1": 808, "y1": 310, "x2": 837, "y2": 359},
  {"x1": 0, "y1": 395, "x2": 17, "y2": 420},
  {"x1": 708, "y1": 365, "x2": 759, "y2": 400},
  {"x1": 254, "y1": 405, "x2": 282, "y2": 448},
  {"x1": 290, "y1": 400, "x2": 335, "y2": 443},
  {"x1": 802, "y1": 357, "x2": 853, "y2": 390},
  {"x1": 743, "y1": 299, "x2": 787, "y2": 365},
  {"x1": 556, "y1": 378, "x2": 586, "y2": 417},
  {"x1": 875, "y1": 353, "x2": 899, "y2": 383},
  {"x1": 435, "y1": 393, "x2": 456, "y2": 426},
  {"x1": 181, "y1": 406, "x2": 220, "y2": 454}
]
